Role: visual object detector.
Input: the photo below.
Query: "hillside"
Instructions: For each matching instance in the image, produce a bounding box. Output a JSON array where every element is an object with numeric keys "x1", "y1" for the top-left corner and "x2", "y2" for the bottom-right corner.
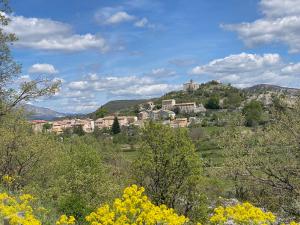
[
  {"x1": 91, "y1": 81, "x2": 300, "y2": 117},
  {"x1": 101, "y1": 99, "x2": 150, "y2": 112},
  {"x1": 244, "y1": 84, "x2": 300, "y2": 95}
]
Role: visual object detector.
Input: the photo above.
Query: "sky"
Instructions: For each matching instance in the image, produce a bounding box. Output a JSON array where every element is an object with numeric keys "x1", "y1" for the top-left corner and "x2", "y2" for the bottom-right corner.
[{"x1": 5, "y1": 0, "x2": 300, "y2": 113}]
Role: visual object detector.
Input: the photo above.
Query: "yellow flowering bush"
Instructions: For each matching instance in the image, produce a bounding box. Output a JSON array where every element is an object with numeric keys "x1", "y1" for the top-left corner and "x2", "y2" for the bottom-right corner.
[
  {"x1": 85, "y1": 184, "x2": 189, "y2": 225},
  {"x1": 210, "y1": 202, "x2": 276, "y2": 225},
  {"x1": 56, "y1": 215, "x2": 76, "y2": 225},
  {"x1": 0, "y1": 186, "x2": 299, "y2": 225},
  {"x1": 2, "y1": 175, "x2": 15, "y2": 186},
  {"x1": 0, "y1": 192, "x2": 41, "y2": 225}
]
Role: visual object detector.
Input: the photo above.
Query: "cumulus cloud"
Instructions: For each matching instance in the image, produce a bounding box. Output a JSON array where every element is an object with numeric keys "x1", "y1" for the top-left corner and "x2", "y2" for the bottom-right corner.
[
  {"x1": 191, "y1": 52, "x2": 300, "y2": 88},
  {"x1": 94, "y1": 7, "x2": 155, "y2": 28},
  {"x1": 29, "y1": 63, "x2": 58, "y2": 74},
  {"x1": 106, "y1": 11, "x2": 135, "y2": 24},
  {"x1": 49, "y1": 73, "x2": 179, "y2": 113},
  {"x1": 67, "y1": 73, "x2": 179, "y2": 97},
  {"x1": 2, "y1": 13, "x2": 109, "y2": 52},
  {"x1": 94, "y1": 7, "x2": 135, "y2": 25},
  {"x1": 222, "y1": 0, "x2": 300, "y2": 53},
  {"x1": 111, "y1": 83, "x2": 176, "y2": 96}
]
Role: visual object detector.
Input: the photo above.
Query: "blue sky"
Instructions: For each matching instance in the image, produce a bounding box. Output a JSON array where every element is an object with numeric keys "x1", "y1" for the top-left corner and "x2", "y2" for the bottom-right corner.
[{"x1": 6, "y1": 0, "x2": 300, "y2": 112}]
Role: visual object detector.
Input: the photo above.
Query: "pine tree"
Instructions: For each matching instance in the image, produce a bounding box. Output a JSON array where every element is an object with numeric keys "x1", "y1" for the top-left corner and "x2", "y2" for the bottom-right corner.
[{"x1": 111, "y1": 116, "x2": 121, "y2": 134}]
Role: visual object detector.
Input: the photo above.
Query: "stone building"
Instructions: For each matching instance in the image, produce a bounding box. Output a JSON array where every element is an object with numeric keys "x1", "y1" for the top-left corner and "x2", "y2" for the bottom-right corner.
[
  {"x1": 149, "y1": 109, "x2": 176, "y2": 121},
  {"x1": 174, "y1": 102, "x2": 196, "y2": 113},
  {"x1": 162, "y1": 99, "x2": 176, "y2": 110},
  {"x1": 183, "y1": 79, "x2": 199, "y2": 91},
  {"x1": 95, "y1": 116, "x2": 137, "y2": 129},
  {"x1": 138, "y1": 111, "x2": 149, "y2": 120},
  {"x1": 170, "y1": 118, "x2": 188, "y2": 128}
]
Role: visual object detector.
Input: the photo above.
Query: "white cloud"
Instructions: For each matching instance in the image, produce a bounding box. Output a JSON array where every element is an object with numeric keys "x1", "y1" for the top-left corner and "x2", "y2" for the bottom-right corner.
[
  {"x1": 134, "y1": 17, "x2": 155, "y2": 28},
  {"x1": 29, "y1": 63, "x2": 58, "y2": 74},
  {"x1": 134, "y1": 18, "x2": 148, "y2": 27},
  {"x1": 111, "y1": 83, "x2": 178, "y2": 97},
  {"x1": 2, "y1": 13, "x2": 109, "y2": 52},
  {"x1": 223, "y1": 0, "x2": 300, "y2": 53},
  {"x1": 67, "y1": 74, "x2": 179, "y2": 98},
  {"x1": 48, "y1": 73, "x2": 179, "y2": 113},
  {"x1": 94, "y1": 7, "x2": 155, "y2": 29},
  {"x1": 281, "y1": 62, "x2": 300, "y2": 74},
  {"x1": 191, "y1": 52, "x2": 300, "y2": 88},
  {"x1": 94, "y1": 7, "x2": 135, "y2": 25},
  {"x1": 259, "y1": 0, "x2": 300, "y2": 18},
  {"x1": 149, "y1": 68, "x2": 176, "y2": 77},
  {"x1": 106, "y1": 11, "x2": 135, "y2": 24}
]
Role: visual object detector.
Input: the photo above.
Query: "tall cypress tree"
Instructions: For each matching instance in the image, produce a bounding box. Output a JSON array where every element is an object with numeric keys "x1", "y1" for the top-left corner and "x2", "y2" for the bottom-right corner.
[{"x1": 111, "y1": 116, "x2": 121, "y2": 134}]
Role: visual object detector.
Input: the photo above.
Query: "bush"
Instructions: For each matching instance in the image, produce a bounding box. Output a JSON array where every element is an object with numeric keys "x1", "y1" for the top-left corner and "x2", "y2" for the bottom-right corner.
[
  {"x1": 205, "y1": 96, "x2": 220, "y2": 109},
  {"x1": 242, "y1": 100, "x2": 264, "y2": 127}
]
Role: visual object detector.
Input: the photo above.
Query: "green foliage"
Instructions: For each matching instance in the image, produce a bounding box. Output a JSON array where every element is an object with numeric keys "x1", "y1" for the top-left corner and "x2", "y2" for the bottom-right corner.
[
  {"x1": 242, "y1": 100, "x2": 264, "y2": 127},
  {"x1": 132, "y1": 122, "x2": 208, "y2": 222},
  {"x1": 224, "y1": 92, "x2": 243, "y2": 109},
  {"x1": 95, "y1": 107, "x2": 108, "y2": 118},
  {"x1": 0, "y1": 112, "x2": 59, "y2": 191},
  {"x1": 219, "y1": 103, "x2": 300, "y2": 218},
  {"x1": 43, "y1": 123, "x2": 52, "y2": 131},
  {"x1": 111, "y1": 116, "x2": 121, "y2": 134},
  {"x1": 73, "y1": 125, "x2": 85, "y2": 136},
  {"x1": 205, "y1": 95, "x2": 220, "y2": 109}
]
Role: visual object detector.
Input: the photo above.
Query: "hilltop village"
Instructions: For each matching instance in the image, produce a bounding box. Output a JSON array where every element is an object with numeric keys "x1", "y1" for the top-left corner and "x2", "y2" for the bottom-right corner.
[
  {"x1": 30, "y1": 79, "x2": 300, "y2": 134},
  {"x1": 31, "y1": 80, "x2": 208, "y2": 134}
]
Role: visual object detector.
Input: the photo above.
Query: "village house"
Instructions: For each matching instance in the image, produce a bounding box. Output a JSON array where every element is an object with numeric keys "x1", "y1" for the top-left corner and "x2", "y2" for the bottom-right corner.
[
  {"x1": 149, "y1": 109, "x2": 176, "y2": 121},
  {"x1": 170, "y1": 118, "x2": 188, "y2": 128},
  {"x1": 162, "y1": 99, "x2": 176, "y2": 110},
  {"x1": 51, "y1": 120, "x2": 66, "y2": 134},
  {"x1": 183, "y1": 79, "x2": 199, "y2": 91},
  {"x1": 138, "y1": 111, "x2": 149, "y2": 120},
  {"x1": 174, "y1": 102, "x2": 197, "y2": 113},
  {"x1": 74, "y1": 119, "x2": 95, "y2": 133},
  {"x1": 159, "y1": 110, "x2": 176, "y2": 120},
  {"x1": 95, "y1": 116, "x2": 114, "y2": 129},
  {"x1": 95, "y1": 116, "x2": 138, "y2": 129},
  {"x1": 31, "y1": 120, "x2": 48, "y2": 133},
  {"x1": 149, "y1": 110, "x2": 161, "y2": 120},
  {"x1": 161, "y1": 99, "x2": 204, "y2": 114}
]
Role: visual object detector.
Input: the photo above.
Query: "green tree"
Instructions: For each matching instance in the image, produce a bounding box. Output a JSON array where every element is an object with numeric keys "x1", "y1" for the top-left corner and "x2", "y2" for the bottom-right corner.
[
  {"x1": 111, "y1": 116, "x2": 121, "y2": 134},
  {"x1": 205, "y1": 95, "x2": 220, "y2": 109},
  {"x1": 0, "y1": 112, "x2": 59, "y2": 191},
  {"x1": 224, "y1": 92, "x2": 243, "y2": 109},
  {"x1": 242, "y1": 100, "x2": 264, "y2": 127},
  {"x1": 95, "y1": 107, "x2": 108, "y2": 118},
  {"x1": 219, "y1": 103, "x2": 300, "y2": 218},
  {"x1": 133, "y1": 122, "x2": 208, "y2": 222}
]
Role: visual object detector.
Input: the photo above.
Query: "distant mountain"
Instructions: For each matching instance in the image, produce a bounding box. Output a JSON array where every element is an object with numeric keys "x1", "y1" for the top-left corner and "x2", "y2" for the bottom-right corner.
[
  {"x1": 244, "y1": 84, "x2": 300, "y2": 95},
  {"x1": 21, "y1": 104, "x2": 67, "y2": 120}
]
